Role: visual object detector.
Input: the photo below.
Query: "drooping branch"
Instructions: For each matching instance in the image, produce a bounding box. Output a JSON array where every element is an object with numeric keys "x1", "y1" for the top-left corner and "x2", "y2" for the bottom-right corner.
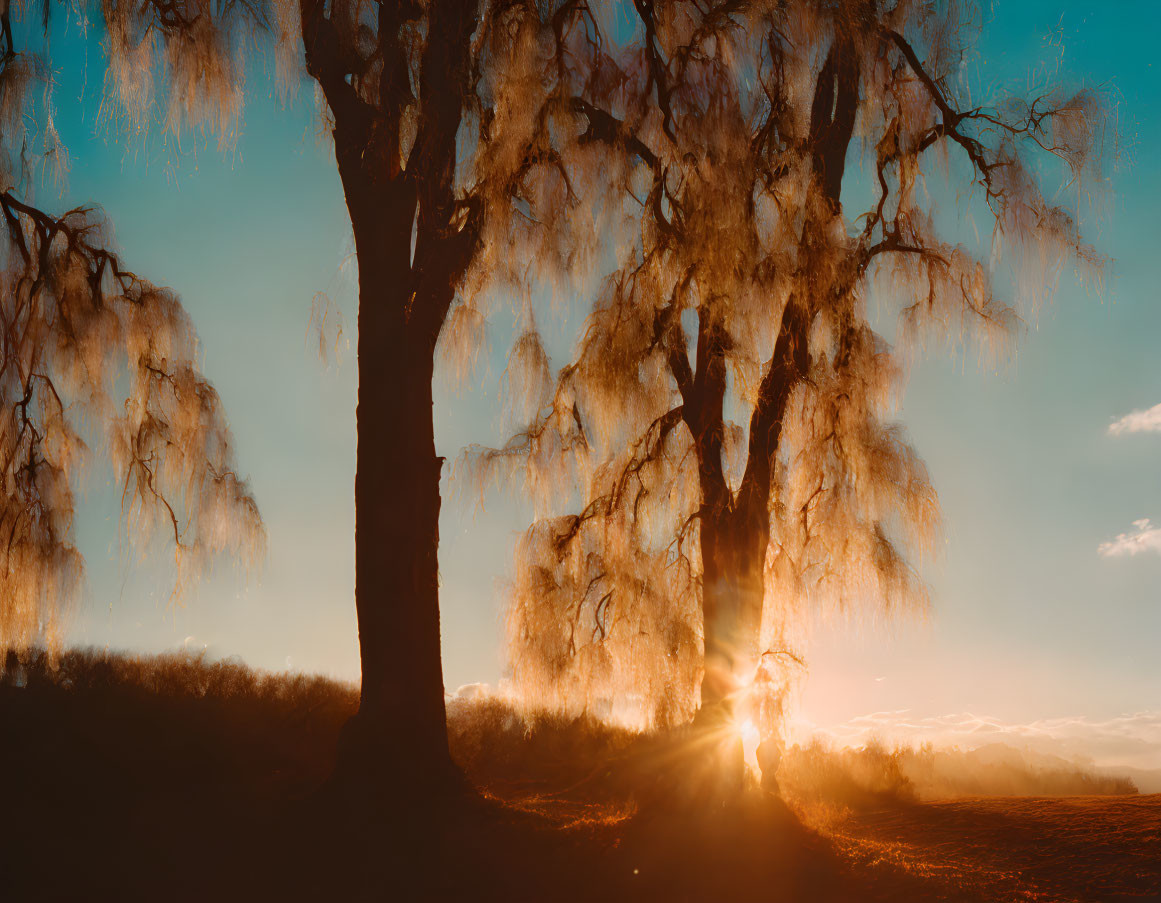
[
  {"x1": 631, "y1": 0, "x2": 676, "y2": 141},
  {"x1": 0, "y1": 188, "x2": 263, "y2": 648}
]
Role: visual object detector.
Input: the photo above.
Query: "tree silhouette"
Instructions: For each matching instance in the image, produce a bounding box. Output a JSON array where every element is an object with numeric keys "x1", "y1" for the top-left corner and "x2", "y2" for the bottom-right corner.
[
  {"x1": 1, "y1": 0, "x2": 1113, "y2": 798},
  {"x1": 473, "y1": 0, "x2": 1111, "y2": 744},
  {"x1": 19, "y1": 0, "x2": 634, "y2": 790}
]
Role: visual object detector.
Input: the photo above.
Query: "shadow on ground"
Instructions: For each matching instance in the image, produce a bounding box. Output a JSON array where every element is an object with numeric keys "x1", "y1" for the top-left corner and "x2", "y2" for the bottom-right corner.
[{"x1": 0, "y1": 649, "x2": 1156, "y2": 902}]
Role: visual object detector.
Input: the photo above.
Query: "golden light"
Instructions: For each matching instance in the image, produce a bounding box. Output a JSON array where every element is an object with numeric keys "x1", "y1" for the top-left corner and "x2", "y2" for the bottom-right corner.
[
  {"x1": 738, "y1": 718, "x2": 761, "y2": 776},
  {"x1": 724, "y1": 660, "x2": 767, "y2": 781}
]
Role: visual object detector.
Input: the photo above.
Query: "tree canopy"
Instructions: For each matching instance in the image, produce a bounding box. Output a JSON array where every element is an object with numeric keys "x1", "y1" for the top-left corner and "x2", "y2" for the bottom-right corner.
[
  {"x1": 0, "y1": 18, "x2": 263, "y2": 651},
  {"x1": 0, "y1": 0, "x2": 1114, "y2": 792},
  {"x1": 467, "y1": 0, "x2": 1112, "y2": 736}
]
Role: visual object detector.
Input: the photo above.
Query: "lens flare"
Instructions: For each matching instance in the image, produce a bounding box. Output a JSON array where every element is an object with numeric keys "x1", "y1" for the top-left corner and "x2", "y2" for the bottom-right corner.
[{"x1": 738, "y1": 718, "x2": 761, "y2": 776}]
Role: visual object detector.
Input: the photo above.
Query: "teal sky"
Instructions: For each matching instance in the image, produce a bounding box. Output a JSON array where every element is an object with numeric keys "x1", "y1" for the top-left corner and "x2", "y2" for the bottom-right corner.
[{"x1": 48, "y1": 2, "x2": 1161, "y2": 763}]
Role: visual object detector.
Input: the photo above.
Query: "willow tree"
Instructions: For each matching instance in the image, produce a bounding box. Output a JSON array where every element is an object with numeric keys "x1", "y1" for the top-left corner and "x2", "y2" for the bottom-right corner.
[
  {"x1": 85, "y1": 0, "x2": 626, "y2": 787},
  {"x1": 0, "y1": 35, "x2": 262, "y2": 654},
  {"x1": 476, "y1": 0, "x2": 1109, "y2": 738}
]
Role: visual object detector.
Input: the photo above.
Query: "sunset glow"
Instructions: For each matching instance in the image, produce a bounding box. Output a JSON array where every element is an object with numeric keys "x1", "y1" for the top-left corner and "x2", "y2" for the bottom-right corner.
[
  {"x1": 739, "y1": 719, "x2": 762, "y2": 776},
  {"x1": 1, "y1": 0, "x2": 1158, "y2": 899}
]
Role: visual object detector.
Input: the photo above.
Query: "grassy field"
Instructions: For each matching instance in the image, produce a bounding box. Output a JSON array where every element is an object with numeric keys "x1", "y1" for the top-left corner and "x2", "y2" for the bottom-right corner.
[{"x1": 1, "y1": 649, "x2": 1156, "y2": 902}]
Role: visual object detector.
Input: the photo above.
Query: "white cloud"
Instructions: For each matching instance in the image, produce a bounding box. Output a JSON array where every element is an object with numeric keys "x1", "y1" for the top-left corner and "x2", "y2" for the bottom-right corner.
[
  {"x1": 1103, "y1": 406, "x2": 1161, "y2": 556},
  {"x1": 1109, "y1": 402, "x2": 1161, "y2": 435},
  {"x1": 1098, "y1": 518, "x2": 1161, "y2": 558}
]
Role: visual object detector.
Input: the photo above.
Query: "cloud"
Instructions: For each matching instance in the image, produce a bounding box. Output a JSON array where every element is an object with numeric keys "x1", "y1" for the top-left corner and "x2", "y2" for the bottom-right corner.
[
  {"x1": 789, "y1": 708, "x2": 1161, "y2": 770},
  {"x1": 1103, "y1": 406, "x2": 1161, "y2": 556},
  {"x1": 1109, "y1": 402, "x2": 1161, "y2": 436},
  {"x1": 1098, "y1": 518, "x2": 1161, "y2": 558}
]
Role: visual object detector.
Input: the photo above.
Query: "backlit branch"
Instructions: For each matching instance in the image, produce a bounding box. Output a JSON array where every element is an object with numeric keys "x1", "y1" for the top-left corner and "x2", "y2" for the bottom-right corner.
[{"x1": 0, "y1": 188, "x2": 263, "y2": 649}]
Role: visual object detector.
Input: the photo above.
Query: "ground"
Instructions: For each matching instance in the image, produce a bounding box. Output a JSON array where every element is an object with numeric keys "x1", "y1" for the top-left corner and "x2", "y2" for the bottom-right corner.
[
  {"x1": 817, "y1": 796, "x2": 1161, "y2": 902},
  {"x1": 1, "y1": 650, "x2": 1158, "y2": 902}
]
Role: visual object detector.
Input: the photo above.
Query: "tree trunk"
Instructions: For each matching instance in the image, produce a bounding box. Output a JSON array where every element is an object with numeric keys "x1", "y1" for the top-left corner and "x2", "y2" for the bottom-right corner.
[
  {"x1": 322, "y1": 69, "x2": 458, "y2": 787},
  {"x1": 305, "y1": 0, "x2": 479, "y2": 796},
  {"x1": 329, "y1": 186, "x2": 456, "y2": 791},
  {"x1": 699, "y1": 505, "x2": 766, "y2": 714},
  {"x1": 694, "y1": 32, "x2": 861, "y2": 718},
  {"x1": 691, "y1": 494, "x2": 766, "y2": 796}
]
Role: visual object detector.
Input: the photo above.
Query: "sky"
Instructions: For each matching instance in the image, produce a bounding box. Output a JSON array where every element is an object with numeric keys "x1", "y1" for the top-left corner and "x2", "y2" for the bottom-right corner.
[{"x1": 43, "y1": 2, "x2": 1161, "y2": 769}]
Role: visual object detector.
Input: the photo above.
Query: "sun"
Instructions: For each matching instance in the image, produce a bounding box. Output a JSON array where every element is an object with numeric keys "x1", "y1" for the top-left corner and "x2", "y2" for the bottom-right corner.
[{"x1": 738, "y1": 718, "x2": 762, "y2": 776}]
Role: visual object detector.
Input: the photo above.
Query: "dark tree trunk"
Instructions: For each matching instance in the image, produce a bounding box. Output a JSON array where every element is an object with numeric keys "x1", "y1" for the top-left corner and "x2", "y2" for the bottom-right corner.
[
  {"x1": 301, "y1": 0, "x2": 481, "y2": 793},
  {"x1": 315, "y1": 109, "x2": 452, "y2": 783},
  {"x1": 684, "y1": 314, "x2": 744, "y2": 716},
  {"x1": 342, "y1": 204, "x2": 456, "y2": 786}
]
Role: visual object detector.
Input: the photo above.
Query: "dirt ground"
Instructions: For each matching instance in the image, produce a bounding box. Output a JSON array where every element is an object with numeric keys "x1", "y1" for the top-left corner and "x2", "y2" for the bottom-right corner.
[
  {"x1": 827, "y1": 794, "x2": 1161, "y2": 902},
  {"x1": 2, "y1": 650, "x2": 1158, "y2": 902}
]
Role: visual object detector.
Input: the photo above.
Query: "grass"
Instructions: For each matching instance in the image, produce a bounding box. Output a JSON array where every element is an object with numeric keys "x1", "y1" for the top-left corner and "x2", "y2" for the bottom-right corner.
[{"x1": 0, "y1": 648, "x2": 1155, "y2": 902}]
